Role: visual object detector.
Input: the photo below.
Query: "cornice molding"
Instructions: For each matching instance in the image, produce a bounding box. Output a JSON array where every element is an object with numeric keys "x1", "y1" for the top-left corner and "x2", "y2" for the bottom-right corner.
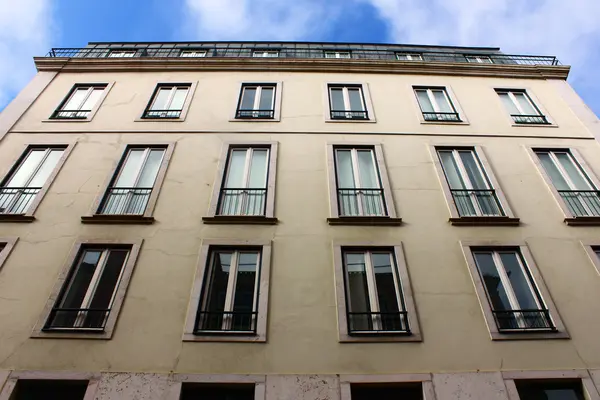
[{"x1": 34, "y1": 57, "x2": 570, "y2": 80}]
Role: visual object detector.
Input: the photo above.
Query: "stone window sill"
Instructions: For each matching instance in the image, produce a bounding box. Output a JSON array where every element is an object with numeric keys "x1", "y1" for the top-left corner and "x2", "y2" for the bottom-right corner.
[
  {"x1": 340, "y1": 333, "x2": 422, "y2": 343},
  {"x1": 182, "y1": 333, "x2": 266, "y2": 343},
  {"x1": 327, "y1": 216, "x2": 402, "y2": 226},
  {"x1": 564, "y1": 216, "x2": 600, "y2": 226},
  {"x1": 449, "y1": 216, "x2": 520, "y2": 226},
  {"x1": 81, "y1": 215, "x2": 155, "y2": 224},
  {"x1": 31, "y1": 330, "x2": 112, "y2": 340},
  {"x1": 0, "y1": 214, "x2": 35, "y2": 223},
  {"x1": 491, "y1": 331, "x2": 570, "y2": 341},
  {"x1": 202, "y1": 215, "x2": 278, "y2": 225}
]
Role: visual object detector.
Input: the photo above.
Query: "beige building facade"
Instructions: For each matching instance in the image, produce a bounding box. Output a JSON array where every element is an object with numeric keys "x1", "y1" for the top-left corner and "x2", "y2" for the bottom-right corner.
[{"x1": 0, "y1": 42, "x2": 600, "y2": 399}]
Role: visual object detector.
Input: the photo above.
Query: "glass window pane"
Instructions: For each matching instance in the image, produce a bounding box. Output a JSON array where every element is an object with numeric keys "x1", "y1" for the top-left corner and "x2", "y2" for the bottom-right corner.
[
  {"x1": 6, "y1": 149, "x2": 47, "y2": 187},
  {"x1": 330, "y1": 88, "x2": 345, "y2": 111},
  {"x1": 80, "y1": 88, "x2": 104, "y2": 110},
  {"x1": 248, "y1": 149, "x2": 268, "y2": 188},
  {"x1": 537, "y1": 152, "x2": 570, "y2": 190},
  {"x1": 240, "y1": 88, "x2": 256, "y2": 110},
  {"x1": 416, "y1": 90, "x2": 434, "y2": 112},
  {"x1": 433, "y1": 90, "x2": 452, "y2": 112},
  {"x1": 555, "y1": 153, "x2": 592, "y2": 190},
  {"x1": 88, "y1": 249, "x2": 128, "y2": 310},
  {"x1": 357, "y1": 150, "x2": 379, "y2": 188},
  {"x1": 136, "y1": 149, "x2": 165, "y2": 188},
  {"x1": 498, "y1": 93, "x2": 520, "y2": 115},
  {"x1": 513, "y1": 93, "x2": 537, "y2": 115},
  {"x1": 372, "y1": 253, "x2": 400, "y2": 313},
  {"x1": 63, "y1": 88, "x2": 88, "y2": 110},
  {"x1": 458, "y1": 151, "x2": 487, "y2": 189},
  {"x1": 348, "y1": 88, "x2": 364, "y2": 111},
  {"x1": 473, "y1": 252, "x2": 512, "y2": 311},
  {"x1": 345, "y1": 253, "x2": 371, "y2": 313},
  {"x1": 232, "y1": 252, "x2": 258, "y2": 312},
  {"x1": 499, "y1": 252, "x2": 538, "y2": 310},
  {"x1": 335, "y1": 150, "x2": 356, "y2": 188},
  {"x1": 169, "y1": 88, "x2": 188, "y2": 110},
  {"x1": 60, "y1": 250, "x2": 102, "y2": 309},
  {"x1": 224, "y1": 150, "x2": 247, "y2": 188},
  {"x1": 115, "y1": 149, "x2": 145, "y2": 187},
  {"x1": 150, "y1": 88, "x2": 171, "y2": 110},
  {"x1": 203, "y1": 252, "x2": 231, "y2": 313},
  {"x1": 258, "y1": 87, "x2": 274, "y2": 110},
  {"x1": 438, "y1": 151, "x2": 466, "y2": 189},
  {"x1": 28, "y1": 149, "x2": 63, "y2": 187}
]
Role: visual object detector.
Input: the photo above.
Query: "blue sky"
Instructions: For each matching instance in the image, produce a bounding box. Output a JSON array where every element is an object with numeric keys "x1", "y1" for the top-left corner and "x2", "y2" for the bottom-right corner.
[{"x1": 1, "y1": 0, "x2": 600, "y2": 116}]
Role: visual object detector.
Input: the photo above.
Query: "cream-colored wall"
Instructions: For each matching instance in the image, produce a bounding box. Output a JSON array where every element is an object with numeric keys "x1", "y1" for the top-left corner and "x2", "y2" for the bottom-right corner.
[{"x1": 1, "y1": 127, "x2": 600, "y2": 374}]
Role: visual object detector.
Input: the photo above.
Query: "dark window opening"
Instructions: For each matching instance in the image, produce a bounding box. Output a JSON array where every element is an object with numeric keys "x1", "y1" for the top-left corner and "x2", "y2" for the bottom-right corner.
[
  {"x1": 12, "y1": 380, "x2": 88, "y2": 400},
  {"x1": 180, "y1": 383, "x2": 255, "y2": 400},
  {"x1": 351, "y1": 382, "x2": 423, "y2": 400},
  {"x1": 515, "y1": 379, "x2": 585, "y2": 400}
]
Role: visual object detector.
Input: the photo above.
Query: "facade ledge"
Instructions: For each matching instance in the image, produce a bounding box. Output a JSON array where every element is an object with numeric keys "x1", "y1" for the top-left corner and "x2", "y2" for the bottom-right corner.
[
  {"x1": 491, "y1": 331, "x2": 570, "y2": 341},
  {"x1": 564, "y1": 216, "x2": 600, "y2": 226},
  {"x1": 182, "y1": 333, "x2": 266, "y2": 343},
  {"x1": 0, "y1": 215, "x2": 35, "y2": 223},
  {"x1": 202, "y1": 215, "x2": 278, "y2": 225},
  {"x1": 340, "y1": 333, "x2": 422, "y2": 343},
  {"x1": 449, "y1": 216, "x2": 520, "y2": 226},
  {"x1": 81, "y1": 215, "x2": 155, "y2": 224},
  {"x1": 327, "y1": 216, "x2": 403, "y2": 226},
  {"x1": 31, "y1": 330, "x2": 112, "y2": 340}
]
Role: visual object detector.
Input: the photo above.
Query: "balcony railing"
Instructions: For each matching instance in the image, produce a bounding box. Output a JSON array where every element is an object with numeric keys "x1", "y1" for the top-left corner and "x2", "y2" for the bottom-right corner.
[
  {"x1": 511, "y1": 114, "x2": 549, "y2": 124},
  {"x1": 492, "y1": 309, "x2": 555, "y2": 332},
  {"x1": 347, "y1": 311, "x2": 410, "y2": 334},
  {"x1": 330, "y1": 110, "x2": 369, "y2": 120},
  {"x1": 235, "y1": 109, "x2": 275, "y2": 119},
  {"x1": 142, "y1": 109, "x2": 183, "y2": 119},
  {"x1": 0, "y1": 187, "x2": 41, "y2": 214},
  {"x1": 44, "y1": 308, "x2": 111, "y2": 331},
  {"x1": 99, "y1": 187, "x2": 153, "y2": 215},
  {"x1": 558, "y1": 190, "x2": 600, "y2": 217},
  {"x1": 50, "y1": 109, "x2": 91, "y2": 119},
  {"x1": 218, "y1": 188, "x2": 267, "y2": 216},
  {"x1": 43, "y1": 46, "x2": 562, "y2": 66},
  {"x1": 338, "y1": 188, "x2": 386, "y2": 217},
  {"x1": 450, "y1": 189, "x2": 504, "y2": 217},
  {"x1": 422, "y1": 112, "x2": 461, "y2": 122},
  {"x1": 194, "y1": 311, "x2": 258, "y2": 334}
]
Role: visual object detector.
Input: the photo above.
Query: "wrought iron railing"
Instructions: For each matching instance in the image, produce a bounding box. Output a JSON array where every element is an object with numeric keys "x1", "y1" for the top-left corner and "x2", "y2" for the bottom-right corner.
[
  {"x1": 142, "y1": 109, "x2": 183, "y2": 119},
  {"x1": 558, "y1": 190, "x2": 600, "y2": 217},
  {"x1": 235, "y1": 109, "x2": 275, "y2": 119},
  {"x1": 511, "y1": 114, "x2": 549, "y2": 124},
  {"x1": 330, "y1": 110, "x2": 369, "y2": 120},
  {"x1": 450, "y1": 189, "x2": 504, "y2": 217},
  {"x1": 194, "y1": 311, "x2": 258, "y2": 334},
  {"x1": 0, "y1": 187, "x2": 41, "y2": 214},
  {"x1": 99, "y1": 187, "x2": 153, "y2": 215},
  {"x1": 44, "y1": 308, "x2": 111, "y2": 331},
  {"x1": 422, "y1": 112, "x2": 461, "y2": 122},
  {"x1": 218, "y1": 188, "x2": 267, "y2": 216},
  {"x1": 492, "y1": 309, "x2": 555, "y2": 332},
  {"x1": 50, "y1": 109, "x2": 92, "y2": 119},
  {"x1": 338, "y1": 188, "x2": 386, "y2": 217},
  {"x1": 347, "y1": 311, "x2": 410, "y2": 334}
]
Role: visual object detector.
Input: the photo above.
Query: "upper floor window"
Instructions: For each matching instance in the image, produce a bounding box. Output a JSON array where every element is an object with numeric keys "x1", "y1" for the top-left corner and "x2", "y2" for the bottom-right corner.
[
  {"x1": 497, "y1": 89, "x2": 549, "y2": 124},
  {"x1": 252, "y1": 50, "x2": 279, "y2": 58},
  {"x1": 10, "y1": 380, "x2": 90, "y2": 400},
  {"x1": 180, "y1": 383, "x2": 256, "y2": 400},
  {"x1": 325, "y1": 51, "x2": 351, "y2": 59},
  {"x1": 465, "y1": 55, "x2": 493, "y2": 63},
  {"x1": 514, "y1": 380, "x2": 585, "y2": 400},
  {"x1": 236, "y1": 84, "x2": 276, "y2": 119},
  {"x1": 142, "y1": 84, "x2": 190, "y2": 119},
  {"x1": 51, "y1": 84, "x2": 107, "y2": 120},
  {"x1": 180, "y1": 50, "x2": 207, "y2": 57},
  {"x1": 396, "y1": 53, "x2": 423, "y2": 61},
  {"x1": 107, "y1": 50, "x2": 136, "y2": 58},
  {"x1": 328, "y1": 85, "x2": 368, "y2": 120},
  {"x1": 414, "y1": 87, "x2": 461, "y2": 122},
  {"x1": 351, "y1": 383, "x2": 424, "y2": 400}
]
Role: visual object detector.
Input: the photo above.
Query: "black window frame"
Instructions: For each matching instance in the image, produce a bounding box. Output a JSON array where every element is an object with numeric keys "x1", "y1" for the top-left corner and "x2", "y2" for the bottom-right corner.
[
  {"x1": 327, "y1": 84, "x2": 369, "y2": 120},
  {"x1": 235, "y1": 83, "x2": 277, "y2": 120},
  {"x1": 141, "y1": 83, "x2": 192, "y2": 119},
  {"x1": 50, "y1": 84, "x2": 108, "y2": 120}
]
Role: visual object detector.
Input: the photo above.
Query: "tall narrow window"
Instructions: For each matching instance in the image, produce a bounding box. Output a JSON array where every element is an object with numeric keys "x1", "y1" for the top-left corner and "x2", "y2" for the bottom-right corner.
[
  {"x1": 142, "y1": 84, "x2": 190, "y2": 119},
  {"x1": 0, "y1": 146, "x2": 65, "y2": 215},
  {"x1": 236, "y1": 84, "x2": 276, "y2": 119},
  {"x1": 51, "y1": 84, "x2": 107, "y2": 119},
  {"x1": 343, "y1": 249, "x2": 409, "y2": 334},
  {"x1": 334, "y1": 147, "x2": 386, "y2": 216},
  {"x1": 497, "y1": 89, "x2": 549, "y2": 124},
  {"x1": 535, "y1": 149, "x2": 600, "y2": 217},
  {"x1": 98, "y1": 146, "x2": 166, "y2": 216},
  {"x1": 471, "y1": 247, "x2": 554, "y2": 332},
  {"x1": 465, "y1": 55, "x2": 493, "y2": 63},
  {"x1": 325, "y1": 51, "x2": 351, "y2": 59},
  {"x1": 252, "y1": 50, "x2": 279, "y2": 58},
  {"x1": 195, "y1": 248, "x2": 261, "y2": 334},
  {"x1": 44, "y1": 246, "x2": 132, "y2": 331},
  {"x1": 329, "y1": 85, "x2": 368, "y2": 120},
  {"x1": 437, "y1": 148, "x2": 504, "y2": 217},
  {"x1": 414, "y1": 87, "x2": 461, "y2": 122},
  {"x1": 396, "y1": 53, "x2": 423, "y2": 61}
]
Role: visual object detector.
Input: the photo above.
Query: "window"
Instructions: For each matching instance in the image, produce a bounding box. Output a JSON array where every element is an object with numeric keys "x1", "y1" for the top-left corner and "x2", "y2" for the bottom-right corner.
[
  {"x1": 414, "y1": 87, "x2": 461, "y2": 122},
  {"x1": 180, "y1": 383, "x2": 255, "y2": 400},
  {"x1": 351, "y1": 383, "x2": 423, "y2": 400},
  {"x1": 252, "y1": 50, "x2": 279, "y2": 58},
  {"x1": 465, "y1": 55, "x2": 493, "y2": 63},
  {"x1": 497, "y1": 89, "x2": 549, "y2": 124},
  {"x1": 514, "y1": 380, "x2": 585, "y2": 400},
  {"x1": 396, "y1": 53, "x2": 423, "y2": 61},
  {"x1": 180, "y1": 50, "x2": 207, "y2": 57},
  {"x1": 51, "y1": 84, "x2": 107, "y2": 119},
  {"x1": 236, "y1": 84, "x2": 276, "y2": 119},
  {"x1": 0, "y1": 237, "x2": 17, "y2": 272},
  {"x1": 0, "y1": 146, "x2": 68, "y2": 217},
  {"x1": 534, "y1": 149, "x2": 600, "y2": 217},
  {"x1": 328, "y1": 85, "x2": 368, "y2": 120},
  {"x1": 325, "y1": 51, "x2": 351, "y2": 59},
  {"x1": 107, "y1": 50, "x2": 136, "y2": 58},
  {"x1": 582, "y1": 243, "x2": 600, "y2": 275},
  {"x1": 10, "y1": 380, "x2": 89, "y2": 400},
  {"x1": 142, "y1": 84, "x2": 191, "y2": 119}
]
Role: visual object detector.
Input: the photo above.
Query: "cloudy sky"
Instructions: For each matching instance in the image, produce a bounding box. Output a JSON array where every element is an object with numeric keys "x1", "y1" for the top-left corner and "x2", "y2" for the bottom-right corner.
[{"x1": 1, "y1": 0, "x2": 599, "y2": 115}]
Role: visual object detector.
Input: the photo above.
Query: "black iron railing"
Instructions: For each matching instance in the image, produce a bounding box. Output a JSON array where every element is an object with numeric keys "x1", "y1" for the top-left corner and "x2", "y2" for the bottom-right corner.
[
  {"x1": 50, "y1": 109, "x2": 92, "y2": 119},
  {"x1": 235, "y1": 109, "x2": 275, "y2": 119},
  {"x1": 44, "y1": 308, "x2": 111, "y2": 331},
  {"x1": 422, "y1": 112, "x2": 461, "y2": 122},
  {"x1": 218, "y1": 188, "x2": 267, "y2": 216},
  {"x1": 99, "y1": 187, "x2": 153, "y2": 215},
  {"x1": 330, "y1": 110, "x2": 369, "y2": 120},
  {"x1": 450, "y1": 189, "x2": 504, "y2": 217},
  {"x1": 44, "y1": 47, "x2": 562, "y2": 66},
  {"x1": 492, "y1": 309, "x2": 555, "y2": 332},
  {"x1": 338, "y1": 188, "x2": 386, "y2": 217},
  {"x1": 0, "y1": 187, "x2": 41, "y2": 214},
  {"x1": 194, "y1": 311, "x2": 258, "y2": 334},
  {"x1": 142, "y1": 109, "x2": 182, "y2": 119},
  {"x1": 347, "y1": 311, "x2": 410, "y2": 334},
  {"x1": 511, "y1": 114, "x2": 549, "y2": 124},
  {"x1": 558, "y1": 190, "x2": 600, "y2": 217}
]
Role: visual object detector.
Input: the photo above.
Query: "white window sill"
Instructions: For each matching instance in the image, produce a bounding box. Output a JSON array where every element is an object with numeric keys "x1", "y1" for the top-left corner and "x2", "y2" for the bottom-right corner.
[
  {"x1": 419, "y1": 120, "x2": 469, "y2": 126},
  {"x1": 42, "y1": 119, "x2": 92, "y2": 123},
  {"x1": 325, "y1": 119, "x2": 377, "y2": 123},
  {"x1": 511, "y1": 123, "x2": 558, "y2": 128},
  {"x1": 228, "y1": 118, "x2": 281, "y2": 123}
]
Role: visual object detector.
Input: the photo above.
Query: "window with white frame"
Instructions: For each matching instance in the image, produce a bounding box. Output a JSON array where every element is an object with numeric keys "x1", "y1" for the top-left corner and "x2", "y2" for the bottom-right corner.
[
  {"x1": 342, "y1": 248, "x2": 410, "y2": 334},
  {"x1": 143, "y1": 84, "x2": 190, "y2": 119},
  {"x1": 43, "y1": 245, "x2": 132, "y2": 331},
  {"x1": 180, "y1": 50, "x2": 207, "y2": 57},
  {"x1": 218, "y1": 147, "x2": 270, "y2": 216},
  {"x1": 0, "y1": 146, "x2": 65, "y2": 215},
  {"x1": 396, "y1": 53, "x2": 423, "y2": 61},
  {"x1": 414, "y1": 87, "x2": 461, "y2": 122},
  {"x1": 535, "y1": 149, "x2": 600, "y2": 217},
  {"x1": 471, "y1": 247, "x2": 554, "y2": 332},
  {"x1": 334, "y1": 147, "x2": 386, "y2": 217},
  {"x1": 328, "y1": 85, "x2": 368, "y2": 120},
  {"x1": 98, "y1": 146, "x2": 166, "y2": 216},
  {"x1": 236, "y1": 84, "x2": 276, "y2": 119},
  {"x1": 325, "y1": 51, "x2": 351, "y2": 59},
  {"x1": 465, "y1": 55, "x2": 493, "y2": 64},
  {"x1": 496, "y1": 89, "x2": 549, "y2": 124},
  {"x1": 252, "y1": 50, "x2": 279, "y2": 58},
  {"x1": 107, "y1": 50, "x2": 136, "y2": 58},
  {"x1": 437, "y1": 148, "x2": 504, "y2": 217},
  {"x1": 51, "y1": 84, "x2": 107, "y2": 119},
  {"x1": 195, "y1": 247, "x2": 262, "y2": 334}
]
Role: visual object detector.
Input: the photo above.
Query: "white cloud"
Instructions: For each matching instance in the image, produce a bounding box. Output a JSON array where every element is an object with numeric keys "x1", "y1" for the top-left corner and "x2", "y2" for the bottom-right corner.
[{"x1": 0, "y1": 0, "x2": 55, "y2": 109}]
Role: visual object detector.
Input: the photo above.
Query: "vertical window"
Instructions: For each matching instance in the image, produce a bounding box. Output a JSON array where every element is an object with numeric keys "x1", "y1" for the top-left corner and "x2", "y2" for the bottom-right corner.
[
  {"x1": 514, "y1": 380, "x2": 585, "y2": 400},
  {"x1": 11, "y1": 380, "x2": 89, "y2": 400},
  {"x1": 351, "y1": 383, "x2": 423, "y2": 400},
  {"x1": 497, "y1": 89, "x2": 549, "y2": 124},
  {"x1": 437, "y1": 148, "x2": 504, "y2": 217},
  {"x1": 414, "y1": 87, "x2": 461, "y2": 122},
  {"x1": 143, "y1": 84, "x2": 190, "y2": 119},
  {"x1": 0, "y1": 146, "x2": 65, "y2": 215},
  {"x1": 236, "y1": 84, "x2": 276, "y2": 119},
  {"x1": 252, "y1": 50, "x2": 279, "y2": 58},
  {"x1": 180, "y1": 383, "x2": 255, "y2": 400},
  {"x1": 51, "y1": 84, "x2": 107, "y2": 119},
  {"x1": 396, "y1": 53, "x2": 423, "y2": 61},
  {"x1": 328, "y1": 85, "x2": 368, "y2": 120},
  {"x1": 180, "y1": 50, "x2": 207, "y2": 57},
  {"x1": 471, "y1": 247, "x2": 554, "y2": 332},
  {"x1": 535, "y1": 149, "x2": 600, "y2": 217},
  {"x1": 44, "y1": 246, "x2": 132, "y2": 331},
  {"x1": 465, "y1": 55, "x2": 493, "y2": 63},
  {"x1": 107, "y1": 50, "x2": 136, "y2": 58},
  {"x1": 325, "y1": 51, "x2": 351, "y2": 59},
  {"x1": 195, "y1": 248, "x2": 261, "y2": 334}
]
